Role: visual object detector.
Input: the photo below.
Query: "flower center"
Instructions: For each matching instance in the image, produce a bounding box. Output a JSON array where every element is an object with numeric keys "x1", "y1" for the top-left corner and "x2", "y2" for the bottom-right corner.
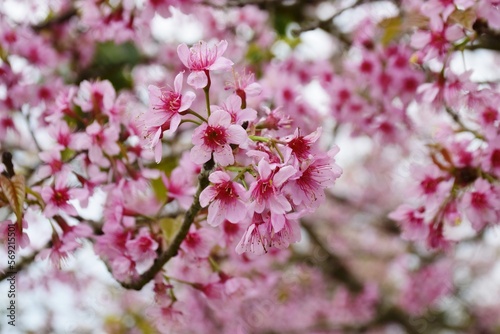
[
  {"x1": 215, "y1": 181, "x2": 237, "y2": 203},
  {"x1": 491, "y1": 150, "x2": 500, "y2": 168},
  {"x1": 203, "y1": 125, "x2": 227, "y2": 149},
  {"x1": 53, "y1": 189, "x2": 70, "y2": 206},
  {"x1": 160, "y1": 91, "x2": 181, "y2": 113}
]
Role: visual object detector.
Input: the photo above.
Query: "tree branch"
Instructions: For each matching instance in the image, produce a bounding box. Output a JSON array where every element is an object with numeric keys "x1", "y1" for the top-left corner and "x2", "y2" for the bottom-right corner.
[
  {"x1": 301, "y1": 221, "x2": 364, "y2": 293},
  {"x1": 118, "y1": 160, "x2": 214, "y2": 290}
]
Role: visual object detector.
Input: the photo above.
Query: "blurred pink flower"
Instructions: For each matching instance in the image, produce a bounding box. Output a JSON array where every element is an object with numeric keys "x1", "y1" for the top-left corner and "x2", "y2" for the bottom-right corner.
[{"x1": 177, "y1": 40, "x2": 233, "y2": 89}]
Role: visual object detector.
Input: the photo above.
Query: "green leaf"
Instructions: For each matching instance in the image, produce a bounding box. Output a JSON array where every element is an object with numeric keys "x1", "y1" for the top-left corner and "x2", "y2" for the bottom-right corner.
[
  {"x1": 379, "y1": 16, "x2": 402, "y2": 46},
  {"x1": 61, "y1": 148, "x2": 75, "y2": 161},
  {"x1": 80, "y1": 42, "x2": 142, "y2": 91},
  {"x1": 159, "y1": 217, "x2": 182, "y2": 244},
  {"x1": 151, "y1": 177, "x2": 168, "y2": 203}
]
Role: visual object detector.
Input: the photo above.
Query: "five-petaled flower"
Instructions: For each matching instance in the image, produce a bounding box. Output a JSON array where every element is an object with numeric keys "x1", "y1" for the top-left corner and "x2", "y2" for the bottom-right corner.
[
  {"x1": 190, "y1": 110, "x2": 247, "y2": 166},
  {"x1": 200, "y1": 171, "x2": 248, "y2": 226},
  {"x1": 249, "y1": 159, "x2": 296, "y2": 232},
  {"x1": 177, "y1": 40, "x2": 233, "y2": 89},
  {"x1": 145, "y1": 72, "x2": 196, "y2": 162}
]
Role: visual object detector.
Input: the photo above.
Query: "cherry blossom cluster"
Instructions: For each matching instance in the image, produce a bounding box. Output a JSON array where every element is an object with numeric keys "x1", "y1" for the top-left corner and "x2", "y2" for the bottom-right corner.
[
  {"x1": 143, "y1": 40, "x2": 342, "y2": 255},
  {"x1": 2, "y1": 0, "x2": 500, "y2": 332},
  {"x1": 388, "y1": 0, "x2": 500, "y2": 248}
]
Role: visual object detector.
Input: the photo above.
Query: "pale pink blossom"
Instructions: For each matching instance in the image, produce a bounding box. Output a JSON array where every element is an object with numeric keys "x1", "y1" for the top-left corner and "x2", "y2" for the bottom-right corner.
[
  {"x1": 161, "y1": 168, "x2": 196, "y2": 210},
  {"x1": 126, "y1": 228, "x2": 159, "y2": 265},
  {"x1": 74, "y1": 121, "x2": 120, "y2": 167},
  {"x1": 74, "y1": 80, "x2": 116, "y2": 114},
  {"x1": 462, "y1": 178, "x2": 500, "y2": 231},
  {"x1": 211, "y1": 95, "x2": 257, "y2": 125},
  {"x1": 177, "y1": 40, "x2": 233, "y2": 89},
  {"x1": 285, "y1": 149, "x2": 342, "y2": 209},
  {"x1": 235, "y1": 214, "x2": 270, "y2": 255}
]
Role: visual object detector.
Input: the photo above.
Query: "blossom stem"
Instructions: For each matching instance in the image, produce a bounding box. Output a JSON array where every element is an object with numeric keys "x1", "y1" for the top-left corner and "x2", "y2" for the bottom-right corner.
[
  {"x1": 184, "y1": 109, "x2": 207, "y2": 122},
  {"x1": 249, "y1": 135, "x2": 270, "y2": 142},
  {"x1": 180, "y1": 119, "x2": 202, "y2": 126},
  {"x1": 204, "y1": 70, "x2": 211, "y2": 117}
]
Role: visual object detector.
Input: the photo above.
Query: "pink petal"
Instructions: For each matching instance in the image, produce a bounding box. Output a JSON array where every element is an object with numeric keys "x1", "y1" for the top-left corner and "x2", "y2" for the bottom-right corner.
[
  {"x1": 257, "y1": 160, "x2": 272, "y2": 180},
  {"x1": 226, "y1": 200, "x2": 246, "y2": 223},
  {"x1": 274, "y1": 165, "x2": 297, "y2": 187},
  {"x1": 245, "y1": 82, "x2": 262, "y2": 96},
  {"x1": 214, "y1": 145, "x2": 234, "y2": 166},
  {"x1": 166, "y1": 114, "x2": 181, "y2": 135},
  {"x1": 208, "y1": 200, "x2": 224, "y2": 226},
  {"x1": 271, "y1": 212, "x2": 285, "y2": 233},
  {"x1": 187, "y1": 71, "x2": 208, "y2": 89},
  {"x1": 199, "y1": 186, "x2": 217, "y2": 207},
  {"x1": 209, "y1": 109, "x2": 231, "y2": 127},
  {"x1": 180, "y1": 91, "x2": 196, "y2": 111},
  {"x1": 215, "y1": 40, "x2": 228, "y2": 58},
  {"x1": 154, "y1": 141, "x2": 163, "y2": 163},
  {"x1": 174, "y1": 72, "x2": 184, "y2": 93},
  {"x1": 177, "y1": 44, "x2": 190, "y2": 68},
  {"x1": 192, "y1": 124, "x2": 207, "y2": 145},
  {"x1": 208, "y1": 171, "x2": 231, "y2": 183},
  {"x1": 190, "y1": 145, "x2": 211, "y2": 165},
  {"x1": 227, "y1": 125, "x2": 247, "y2": 145},
  {"x1": 208, "y1": 57, "x2": 233, "y2": 72}
]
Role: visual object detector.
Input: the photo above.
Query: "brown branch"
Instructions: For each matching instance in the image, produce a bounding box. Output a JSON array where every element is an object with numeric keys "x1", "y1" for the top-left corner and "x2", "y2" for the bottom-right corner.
[
  {"x1": 117, "y1": 160, "x2": 214, "y2": 290},
  {"x1": 32, "y1": 7, "x2": 78, "y2": 32},
  {"x1": 301, "y1": 221, "x2": 364, "y2": 293}
]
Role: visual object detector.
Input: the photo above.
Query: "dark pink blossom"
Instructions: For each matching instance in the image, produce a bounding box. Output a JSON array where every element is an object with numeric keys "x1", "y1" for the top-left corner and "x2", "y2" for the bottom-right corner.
[
  {"x1": 145, "y1": 72, "x2": 196, "y2": 162},
  {"x1": 199, "y1": 171, "x2": 248, "y2": 226},
  {"x1": 40, "y1": 173, "x2": 82, "y2": 218},
  {"x1": 249, "y1": 160, "x2": 296, "y2": 232},
  {"x1": 126, "y1": 228, "x2": 159, "y2": 266},
  {"x1": 190, "y1": 110, "x2": 247, "y2": 166}
]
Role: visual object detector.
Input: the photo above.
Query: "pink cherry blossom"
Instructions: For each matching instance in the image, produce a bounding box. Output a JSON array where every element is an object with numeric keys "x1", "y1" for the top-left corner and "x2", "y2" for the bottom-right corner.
[
  {"x1": 199, "y1": 171, "x2": 248, "y2": 226},
  {"x1": 283, "y1": 128, "x2": 322, "y2": 161},
  {"x1": 74, "y1": 80, "x2": 116, "y2": 114},
  {"x1": 74, "y1": 121, "x2": 120, "y2": 167},
  {"x1": 180, "y1": 226, "x2": 219, "y2": 258},
  {"x1": 211, "y1": 95, "x2": 257, "y2": 125},
  {"x1": 285, "y1": 149, "x2": 342, "y2": 209},
  {"x1": 248, "y1": 160, "x2": 296, "y2": 232},
  {"x1": 161, "y1": 168, "x2": 196, "y2": 210},
  {"x1": 145, "y1": 72, "x2": 196, "y2": 162},
  {"x1": 40, "y1": 173, "x2": 82, "y2": 218},
  {"x1": 190, "y1": 110, "x2": 247, "y2": 166},
  {"x1": 235, "y1": 213, "x2": 270, "y2": 255},
  {"x1": 126, "y1": 228, "x2": 159, "y2": 266},
  {"x1": 37, "y1": 150, "x2": 71, "y2": 180},
  {"x1": 224, "y1": 69, "x2": 263, "y2": 101},
  {"x1": 462, "y1": 178, "x2": 500, "y2": 231},
  {"x1": 177, "y1": 40, "x2": 233, "y2": 89}
]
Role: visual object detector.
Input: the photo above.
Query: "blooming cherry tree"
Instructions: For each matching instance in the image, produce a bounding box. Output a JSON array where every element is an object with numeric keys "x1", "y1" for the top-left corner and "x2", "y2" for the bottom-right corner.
[{"x1": 1, "y1": 0, "x2": 500, "y2": 333}]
